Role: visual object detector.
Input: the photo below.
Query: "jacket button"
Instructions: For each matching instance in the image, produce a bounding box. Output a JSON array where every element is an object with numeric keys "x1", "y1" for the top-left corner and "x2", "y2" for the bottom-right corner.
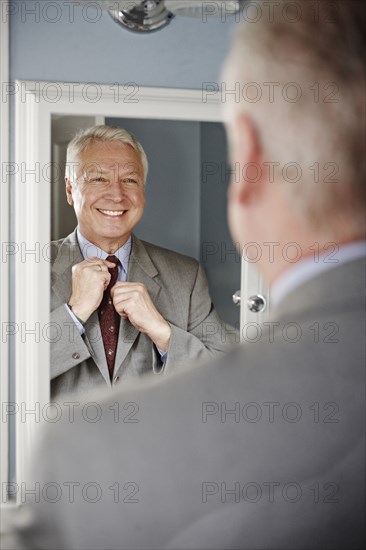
[
  {"x1": 72, "y1": 352, "x2": 80, "y2": 360},
  {"x1": 113, "y1": 376, "x2": 119, "y2": 383}
]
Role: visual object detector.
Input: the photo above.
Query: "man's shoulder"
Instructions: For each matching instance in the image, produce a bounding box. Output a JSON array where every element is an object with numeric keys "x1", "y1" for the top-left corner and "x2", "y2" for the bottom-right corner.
[
  {"x1": 50, "y1": 231, "x2": 80, "y2": 267},
  {"x1": 136, "y1": 237, "x2": 200, "y2": 270}
]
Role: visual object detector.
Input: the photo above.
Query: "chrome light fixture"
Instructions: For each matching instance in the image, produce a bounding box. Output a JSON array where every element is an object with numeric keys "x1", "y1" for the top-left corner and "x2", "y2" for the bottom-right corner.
[
  {"x1": 109, "y1": 1, "x2": 174, "y2": 33},
  {"x1": 79, "y1": 1, "x2": 243, "y2": 34}
]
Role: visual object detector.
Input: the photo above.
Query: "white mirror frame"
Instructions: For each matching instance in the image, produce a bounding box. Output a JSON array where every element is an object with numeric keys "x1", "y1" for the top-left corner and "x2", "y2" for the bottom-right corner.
[
  {"x1": 1, "y1": 0, "x2": 10, "y2": 495},
  {"x1": 14, "y1": 80, "x2": 223, "y2": 488}
]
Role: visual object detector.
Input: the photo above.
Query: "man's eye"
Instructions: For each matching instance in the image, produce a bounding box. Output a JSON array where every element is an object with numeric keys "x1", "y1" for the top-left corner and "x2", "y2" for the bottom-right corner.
[
  {"x1": 125, "y1": 178, "x2": 138, "y2": 185},
  {"x1": 90, "y1": 177, "x2": 107, "y2": 183}
]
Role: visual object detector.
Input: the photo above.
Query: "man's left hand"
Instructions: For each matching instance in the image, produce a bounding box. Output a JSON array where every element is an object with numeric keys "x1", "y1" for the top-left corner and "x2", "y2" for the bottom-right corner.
[{"x1": 111, "y1": 282, "x2": 171, "y2": 352}]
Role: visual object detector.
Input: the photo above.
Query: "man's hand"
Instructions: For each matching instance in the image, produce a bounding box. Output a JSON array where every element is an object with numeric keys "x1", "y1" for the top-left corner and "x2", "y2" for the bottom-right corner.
[
  {"x1": 111, "y1": 282, "x2": 171, "y2": 352},
  {"x1": 68, "y1": 257, "x2": 117, "y2": 323}
]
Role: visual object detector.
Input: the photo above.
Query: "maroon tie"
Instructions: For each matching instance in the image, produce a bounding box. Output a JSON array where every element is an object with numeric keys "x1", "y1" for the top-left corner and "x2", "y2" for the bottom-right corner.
[{"x1": 98, "y1": 255, "x2": 121, "y2": 380}]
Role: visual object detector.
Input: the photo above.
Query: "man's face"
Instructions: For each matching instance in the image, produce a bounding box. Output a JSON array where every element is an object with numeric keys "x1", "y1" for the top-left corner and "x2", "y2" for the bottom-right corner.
[{"x1": 66, "y1": 140, "x2": 146, "y2": 252}]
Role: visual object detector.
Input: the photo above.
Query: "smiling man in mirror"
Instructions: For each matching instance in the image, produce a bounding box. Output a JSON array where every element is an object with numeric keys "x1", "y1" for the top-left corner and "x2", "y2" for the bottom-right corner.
[{"x1": 50, "y1": 125, "x2": 232, "y2": 399}]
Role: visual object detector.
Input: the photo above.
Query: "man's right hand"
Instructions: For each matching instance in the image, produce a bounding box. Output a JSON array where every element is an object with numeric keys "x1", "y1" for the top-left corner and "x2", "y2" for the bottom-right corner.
[{"x1": 67, "y1": 257, "x2": 117, "y2": 323}]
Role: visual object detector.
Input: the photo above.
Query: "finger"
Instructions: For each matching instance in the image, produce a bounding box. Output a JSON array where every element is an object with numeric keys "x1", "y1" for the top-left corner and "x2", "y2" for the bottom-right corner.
[
  {"x1": 85, "y1": 257, "x2": 116, "y2": 269},
  {"x1": 115, "y1": 306, "x2": 128, "y2": 319},
  {"x1": 112, "y1": 281, "x2": 144, "y2": 288},
  {"x1": 97, "y1": 268, "x2": 111, "y2": 280},
  {"x1": 110, "y1": 292, "x2": 129, "y2": 308},
  {"x1": 117, "y1": 302, "x2": 131, "y2": 319},
  {"x1": 85, "y1": 257, "x2": 106, "y2": 266},
  {"x1": 84, "y1": 263, "x2": 108, "y2": 276},
  {"x1": 110, "y1": 286, "x2": 138, "y2": 300},
  {"x1": 111, "y1": 282, "x2": 145, "y2": 294},
  {"x1": 101, "y1": 259, "x2": 118, "y2": 268},
  {"x1": 87, "y1": 261, "x2": 114, "y2": 272}
]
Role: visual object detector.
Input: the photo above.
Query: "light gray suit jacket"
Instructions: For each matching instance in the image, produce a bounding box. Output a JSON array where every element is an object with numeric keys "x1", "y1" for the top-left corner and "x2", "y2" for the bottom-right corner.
[
  {"x1": 50, "y1": 230, "x2": 233, "y2": 399},
  {"x1": 4, "y1": 258, "x2": 365, "y2": 549}
]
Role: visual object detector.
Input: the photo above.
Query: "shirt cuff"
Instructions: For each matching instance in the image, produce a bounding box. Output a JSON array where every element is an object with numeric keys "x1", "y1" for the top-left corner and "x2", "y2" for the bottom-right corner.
[
  {"x1": 65, "y1": 304, "x2": 85, "y2": 336},
  {"x1": 155, "y1": 346, "x2": 167, "y2": 363}
]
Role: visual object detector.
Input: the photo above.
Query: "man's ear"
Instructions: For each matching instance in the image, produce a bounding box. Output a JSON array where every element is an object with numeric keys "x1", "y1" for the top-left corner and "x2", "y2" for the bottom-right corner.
[
  {"x1": 231, "y1": 113, "x2": 263, "y2": 206},
  {"x1": 65, "y1": 177, "x2": 74, "y2": 206}
]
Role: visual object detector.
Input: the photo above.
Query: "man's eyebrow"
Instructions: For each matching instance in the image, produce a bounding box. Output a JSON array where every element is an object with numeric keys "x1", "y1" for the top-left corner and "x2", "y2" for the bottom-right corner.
[
  {"x1": 83, "y1": 170, "x2": 143, "y2": 181},
  {"x1": 84, "y1": 165, "x2": 141, "y2": 174},
  {"x1": 122, "y1": 170, "x2": 141, "y2": 175}
]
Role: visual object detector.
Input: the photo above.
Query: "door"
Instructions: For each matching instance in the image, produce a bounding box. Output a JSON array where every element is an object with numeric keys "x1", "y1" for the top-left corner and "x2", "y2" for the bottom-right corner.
[{"x1": 235, "y1": 257, "x2": 270, "y2": 340}]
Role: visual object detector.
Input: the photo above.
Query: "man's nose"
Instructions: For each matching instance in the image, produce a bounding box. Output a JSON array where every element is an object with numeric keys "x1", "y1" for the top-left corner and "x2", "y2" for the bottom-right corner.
[{"x1": 105, "y1": 179, "x2": 126, "y2": 201}]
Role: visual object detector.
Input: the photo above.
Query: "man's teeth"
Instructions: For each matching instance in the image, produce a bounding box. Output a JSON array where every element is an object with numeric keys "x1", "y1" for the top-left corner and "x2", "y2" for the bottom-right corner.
[{"x1": 99, "y1": 210, "x2": 124, "y2": 216}]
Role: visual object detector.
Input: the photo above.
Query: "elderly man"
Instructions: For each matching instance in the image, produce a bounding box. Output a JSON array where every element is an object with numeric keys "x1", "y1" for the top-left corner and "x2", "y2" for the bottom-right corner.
[
  {"x1": 51, "y1": 125, "x2": 232, "y2": 398},
  {"x1": 4, "y1": 1, "x2": 365, "y2": 548}
]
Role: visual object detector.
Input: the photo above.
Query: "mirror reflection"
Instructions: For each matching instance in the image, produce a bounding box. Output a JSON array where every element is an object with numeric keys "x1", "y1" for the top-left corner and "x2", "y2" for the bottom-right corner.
[{"x1": 50, "y1": 118, "x2": 240, "y2": 399}]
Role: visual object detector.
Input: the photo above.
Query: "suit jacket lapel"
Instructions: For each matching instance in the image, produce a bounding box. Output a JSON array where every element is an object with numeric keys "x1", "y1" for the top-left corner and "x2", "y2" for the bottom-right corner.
[
  {"x1": 52, "y1": 229, "x2": 111, "y2": 387},
  {"x1": 84, "y1": 310, "x2": 111, "y2": 387},
  {"x1": 51, "y1": 230, "x2": 81, "y2": 302},
  {"x1": 113, "y1": 235, "x2": 161, "y2": 376}
]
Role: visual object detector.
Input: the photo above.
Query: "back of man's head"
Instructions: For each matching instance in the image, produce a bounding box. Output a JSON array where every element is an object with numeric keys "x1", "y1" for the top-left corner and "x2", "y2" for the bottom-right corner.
[{"x1": 224, "y1": 0, "x2": 365, "y2": 237}]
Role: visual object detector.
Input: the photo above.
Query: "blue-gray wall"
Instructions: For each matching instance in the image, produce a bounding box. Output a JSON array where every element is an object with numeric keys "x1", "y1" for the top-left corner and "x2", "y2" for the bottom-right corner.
[
  {"x1": 107, "y1": 117, "x2": 201, "y2": 259},
  {"x1": 200, "y1": 122, "x2": 240, "y2": 327},
  {"x1": 10, "y1": 0, "x2": 236, "y2": 87}
]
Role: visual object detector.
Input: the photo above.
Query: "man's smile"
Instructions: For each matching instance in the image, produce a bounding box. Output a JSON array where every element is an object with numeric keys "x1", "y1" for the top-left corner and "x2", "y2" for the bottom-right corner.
[{"x1": 97, "y1": 209, "x2": 126, "y2": 218}]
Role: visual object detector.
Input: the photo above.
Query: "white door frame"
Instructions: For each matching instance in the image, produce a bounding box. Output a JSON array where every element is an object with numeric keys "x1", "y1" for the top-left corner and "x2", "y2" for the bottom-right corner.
[
  {"x1": 14, "y1": 80, "x2": 267, "y2": 490},
  {"x1": 1, "y1": 0, "x2": 10, "y2": 493}
]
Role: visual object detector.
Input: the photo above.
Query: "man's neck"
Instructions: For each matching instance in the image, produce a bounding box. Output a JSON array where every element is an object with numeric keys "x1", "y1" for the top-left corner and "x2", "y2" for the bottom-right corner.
[
  {"x1": 76, "y1": 229, "x2": 132, "y2": 258},
  {"x1": 77, "y1": 230, "x2": 131, "y2": 255}
]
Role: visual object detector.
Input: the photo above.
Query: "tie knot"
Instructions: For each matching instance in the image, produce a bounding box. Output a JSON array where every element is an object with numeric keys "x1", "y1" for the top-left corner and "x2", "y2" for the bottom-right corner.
[{"x1": 106, "y1": 255, "x2": 119, "y2": 268}]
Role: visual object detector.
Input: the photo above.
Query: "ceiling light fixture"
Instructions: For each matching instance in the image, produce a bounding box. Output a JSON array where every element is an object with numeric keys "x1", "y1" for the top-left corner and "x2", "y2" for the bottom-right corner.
[
  {"x1": 79, "y1": 1, "x2": 243, "y2": 34},
  {"x1": 109, "y1": 1, "x2": 174, "y2": 33}
]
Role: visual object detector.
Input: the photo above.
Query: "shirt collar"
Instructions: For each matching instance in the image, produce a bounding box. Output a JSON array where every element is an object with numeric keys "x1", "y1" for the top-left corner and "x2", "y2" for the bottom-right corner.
[
  {"x1": 76, "y1": 228, "x2": 132, "y2": 275},
  {"x1": 271, "y1": 240, "x2": 366, "y2": 307}
]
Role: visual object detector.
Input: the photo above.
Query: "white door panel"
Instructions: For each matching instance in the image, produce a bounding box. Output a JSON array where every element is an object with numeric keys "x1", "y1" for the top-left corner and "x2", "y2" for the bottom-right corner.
[{"x1": 239, "y1": 256, "x2": 270, "y2": 339}]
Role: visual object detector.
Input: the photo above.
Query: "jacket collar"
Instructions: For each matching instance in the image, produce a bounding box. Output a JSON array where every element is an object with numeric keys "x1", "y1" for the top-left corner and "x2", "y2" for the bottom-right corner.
[{"x1": 271, "y1": 257, "x2": 366, "y2": 322}]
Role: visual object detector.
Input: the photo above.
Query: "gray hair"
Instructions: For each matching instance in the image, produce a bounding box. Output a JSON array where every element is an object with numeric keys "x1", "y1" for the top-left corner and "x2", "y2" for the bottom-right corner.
[
  {"x1": 223, "y1": 0, "x2": 365, "y2": 236},
  {"x1": 65, "y1": 124, "x2": 149, "y2": 184}
]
